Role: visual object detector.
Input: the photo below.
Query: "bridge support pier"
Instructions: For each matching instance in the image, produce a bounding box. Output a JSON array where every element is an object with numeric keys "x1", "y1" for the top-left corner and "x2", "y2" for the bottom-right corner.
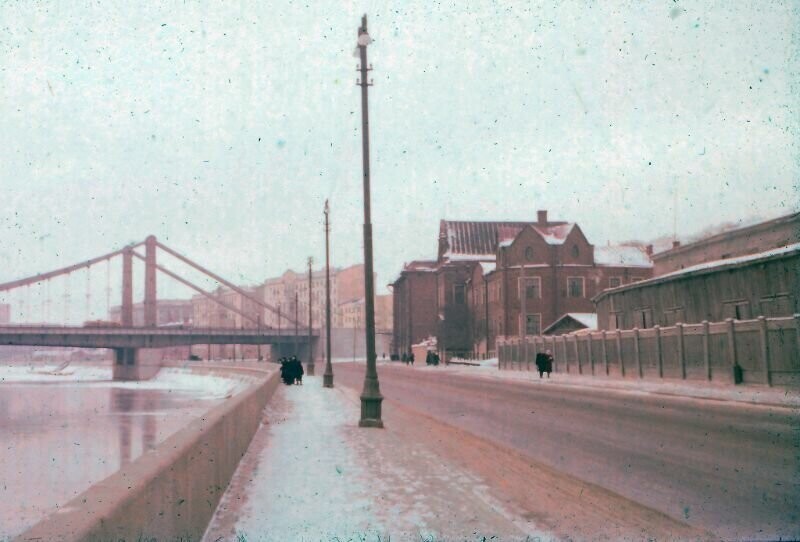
[{"x1": 113, "y1": 348, "x2": 161, "y2": 381}]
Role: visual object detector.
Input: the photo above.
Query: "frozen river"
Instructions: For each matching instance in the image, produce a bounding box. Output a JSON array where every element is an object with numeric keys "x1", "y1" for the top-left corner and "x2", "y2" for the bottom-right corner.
[{"x1": 0, "y1": 362, "x2": 247, "y2": 538}]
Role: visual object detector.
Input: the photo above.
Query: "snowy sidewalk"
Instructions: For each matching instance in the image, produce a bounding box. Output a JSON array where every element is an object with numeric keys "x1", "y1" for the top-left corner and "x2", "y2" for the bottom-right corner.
[
  {"x1": 415, "y1": 362, "x2": 800, "y2": 409},
  {"x1": 203, "y1": 376, "x2": 544, "y2": 542}
]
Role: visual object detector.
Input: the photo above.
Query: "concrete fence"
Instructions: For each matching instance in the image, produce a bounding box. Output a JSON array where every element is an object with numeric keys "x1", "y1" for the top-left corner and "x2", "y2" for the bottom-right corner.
[{"x1": 497, "y1": 315, "x2": 800, "y2": 387}]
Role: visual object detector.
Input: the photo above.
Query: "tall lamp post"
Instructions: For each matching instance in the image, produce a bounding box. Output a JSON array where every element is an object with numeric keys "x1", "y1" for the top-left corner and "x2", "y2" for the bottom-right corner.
[
  {"x1": 356, "y1": 14, "x2": 383, "y2": 428},
  {"x1": 306, "y1": 256, "x2": 315, "y2": 375},
  {"x1": 323, "y1": 200, "x2": 334, "y2": 388}
]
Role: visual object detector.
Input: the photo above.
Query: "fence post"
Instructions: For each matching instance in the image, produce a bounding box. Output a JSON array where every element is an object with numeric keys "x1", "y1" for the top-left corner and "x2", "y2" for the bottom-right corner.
[
  {"x1": 551, "y1": 337, "x2": 558, "y2": 373},
  {"x1": 677, "y1": 323, "x2": 686, "y2": 379},
  {"x1": 616, "y1": 329, "x2": 624, "y2": 377},
  {"x1": 654, "y1": 326, "x2": 663, "y2": 378},
  {"x1": 794, "y1": 314, "x2": 800, "y2": 373},
  {"x1": 574, "y1": 335, "x2": 582, "y2": 374},
  {"x1": 702, "y1": 320, "x2": 710, "y2": 381},
  {"x1": 726, "y1": 318, "x2": 739, "y2": 384},
  {"x1": 758, "y1": 316, "x2": 771, "y2": 387},
  {"x1": 601, "y1": 330, "x2": 609, "y2": 375},
  {"x1": 634, "y1": 327, "x2": 642, "y2": 378},
  {"x1": 587, "y1": 333, "x2": 595, "y2": 375}
]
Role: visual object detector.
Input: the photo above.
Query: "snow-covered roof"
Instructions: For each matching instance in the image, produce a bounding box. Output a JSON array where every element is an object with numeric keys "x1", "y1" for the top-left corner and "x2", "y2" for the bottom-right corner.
[
  {"x1": 594, "y1": 245, "x2": 653, "y2": 268},
  {"x1": 532, "y1": 223, "x2": 574, "y2": 245},
  {"x1": 542, "y1": 313, "x2": 597, "y2": 334},
  {"x1": 479, "y1": 262, "x2": 496, "y2": 275},
  {"x1": 439, "y1": 219, "x2": 572, "y2": 261},
  {"x1": 594, "y1": 242, "x2": 800, "y2": 301}
]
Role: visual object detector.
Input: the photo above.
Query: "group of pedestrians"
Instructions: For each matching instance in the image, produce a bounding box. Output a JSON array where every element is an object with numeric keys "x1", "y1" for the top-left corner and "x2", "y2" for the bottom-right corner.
[
  {"x1": 425, "y1": 350, "x2": 440, "y2": 366},
  {"x1": 279, "y1": 356, "x2": 304, "y2": 385},
  {"x1": 400, "y1": 352, "x2": 415, "y2": 365}
]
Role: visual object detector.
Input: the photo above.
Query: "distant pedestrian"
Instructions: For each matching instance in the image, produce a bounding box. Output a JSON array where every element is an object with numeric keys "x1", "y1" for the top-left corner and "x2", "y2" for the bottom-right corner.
[
  {"x1": 409, "y1": 353, "x2": 415, "y2": 366},
  {"x1": 291, "y1": 356, "x2": 304, "y2": 385},
  {"x1": 535, "y1": 352, "x2": 548, "y2": 378},
  {"x1": 545, "y1": 349, "x2": 553, "y2": 378},
  {"x1": 402, "y1": 352, "x2": 408, "y2": 365}
]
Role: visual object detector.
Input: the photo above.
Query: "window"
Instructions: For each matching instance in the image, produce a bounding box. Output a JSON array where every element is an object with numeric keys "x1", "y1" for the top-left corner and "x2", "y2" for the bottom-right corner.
[
  {"x1": 524, "y1": 314, "x2": 541, "y2": 336},
  {"x1": 722, "y1": 300, "x2": 750, "y2": 320},
  {"x1": 608, "y1": 277, "x2": 622, "y2": 288},
  {"x1": 760, "y1": 294, "x2": 793, "y2": 317},
  {"x1": 635, "y1": 308, "x2": 653, "y2": 329},
  {"x1": 567, "y1": 277, "x2": 584, "y2": 298},
  {"x1": 571, "y1": 245, "x2": 580, "y2": 258},
  {"x1": 453, "y1": 283, "x2": 466, "y2": 305},
  {"x1": 518, "y1": 276, "x2": 541, "y2": 299},
  {"x1": 525, "y1": 246, "x2": 534, "y2": 261}
]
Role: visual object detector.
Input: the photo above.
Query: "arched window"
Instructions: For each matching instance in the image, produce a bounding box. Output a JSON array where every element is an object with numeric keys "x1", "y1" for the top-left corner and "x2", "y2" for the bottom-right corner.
[
  {"x1": 525, "y1": 246, "x2": 534, "y2": 261},
  {"x1": 571, "y1": 244, "x2": 580, "y2": 258}
]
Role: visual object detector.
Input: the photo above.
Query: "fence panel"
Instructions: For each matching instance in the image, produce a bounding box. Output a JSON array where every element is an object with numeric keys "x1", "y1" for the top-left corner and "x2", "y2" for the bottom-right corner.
[
  {"x1": 734, "y1": 325, "x2": 763, "y2": 384},
  {"x1": 768, "y1": 324, "x2": 800, "y2": 385},
  {"x1": 660, "y1": 327, "x2": 682, "y2": 379},
  {"x1": 606, "y1": 332, "x2": 621, "y2": 376}
]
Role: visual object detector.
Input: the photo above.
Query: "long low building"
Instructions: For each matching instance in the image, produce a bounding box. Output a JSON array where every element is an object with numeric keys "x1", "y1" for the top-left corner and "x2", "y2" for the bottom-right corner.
[{"x1": 594, "y1": 243, "x2": 800, "y2": 331}]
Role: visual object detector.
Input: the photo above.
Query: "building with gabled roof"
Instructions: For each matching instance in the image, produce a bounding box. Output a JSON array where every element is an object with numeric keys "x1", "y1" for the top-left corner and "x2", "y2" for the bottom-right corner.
[
  {"x1": 466, "y1": 213, "x2": 653, "y2": 357},
  {"x1": 391, "y1": 210, "x2": 654, "y2": 359}
]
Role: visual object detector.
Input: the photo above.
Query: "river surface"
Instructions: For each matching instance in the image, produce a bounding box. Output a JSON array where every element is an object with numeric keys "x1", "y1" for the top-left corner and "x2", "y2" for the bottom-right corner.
[{"x1": 0, "y1": 362, "x2": 244, "y2": 538}]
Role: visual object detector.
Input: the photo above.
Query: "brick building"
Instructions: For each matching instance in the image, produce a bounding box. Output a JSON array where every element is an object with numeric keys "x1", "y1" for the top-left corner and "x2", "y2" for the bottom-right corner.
[
  {"x1": 391, "y1": 211, "x2": 653, "y2": 359},
  {"x1": 0, "y1": 303, "x2": 9, "y2": 325},
  {"x1": 391, "y1": 260, "x2": 438, "y2": 356},
  {"x1": 467, "y1": 214, "x2": 652, "y2": 356}
]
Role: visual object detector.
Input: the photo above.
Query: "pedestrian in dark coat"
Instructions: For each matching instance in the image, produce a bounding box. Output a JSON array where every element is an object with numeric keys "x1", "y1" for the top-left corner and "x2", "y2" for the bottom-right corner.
[
  {"x1": 409, "y1": 353, "x2": 415, "y2": 365},
  {"x1": 544, "y1": 349, "x2": 554, "y2": 377},
  {"x1": 535, "y1": 352, "x2": 548, "y2": 378}
]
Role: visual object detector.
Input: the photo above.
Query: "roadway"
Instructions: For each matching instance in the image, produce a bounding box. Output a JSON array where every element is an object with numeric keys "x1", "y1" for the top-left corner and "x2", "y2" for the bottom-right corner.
[{"x1": 334, "y1": 362, "x2": 799, "y2": 541}]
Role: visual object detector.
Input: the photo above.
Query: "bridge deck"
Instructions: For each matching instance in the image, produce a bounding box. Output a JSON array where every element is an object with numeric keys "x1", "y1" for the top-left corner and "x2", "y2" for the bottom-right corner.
[{"x1": 0, "y1": 326, "x2": 320, "y2": 349}]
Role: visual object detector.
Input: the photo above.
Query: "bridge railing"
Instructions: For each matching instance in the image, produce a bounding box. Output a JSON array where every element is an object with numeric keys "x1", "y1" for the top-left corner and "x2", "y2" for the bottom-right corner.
[{"x1": 0, "y1": 325, "x2": 320, "y2": 336}]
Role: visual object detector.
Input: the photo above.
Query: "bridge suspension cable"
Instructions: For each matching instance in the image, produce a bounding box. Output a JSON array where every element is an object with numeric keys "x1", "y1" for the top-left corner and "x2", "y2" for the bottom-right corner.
[
  {"x1": 130, "y1": 250, "x2": 261, "y2": 326},
  {"x1": 156, "y1": 241, "x2": 296, "y2": 326}
]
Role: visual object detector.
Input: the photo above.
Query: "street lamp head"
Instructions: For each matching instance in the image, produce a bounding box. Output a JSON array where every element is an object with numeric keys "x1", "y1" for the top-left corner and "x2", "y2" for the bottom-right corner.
[
  {"x1": 357, "y1": 32, "x2": 372, "y2": 47},
  {"x1": 324, "y1": 199, "x2": 329, "y2": 215}
]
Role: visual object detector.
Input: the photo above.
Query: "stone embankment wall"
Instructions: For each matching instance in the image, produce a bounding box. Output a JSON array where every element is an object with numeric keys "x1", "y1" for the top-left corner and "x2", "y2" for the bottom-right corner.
[{"x1": 17, "y1": 365, "x2": 280, "y2": 541}]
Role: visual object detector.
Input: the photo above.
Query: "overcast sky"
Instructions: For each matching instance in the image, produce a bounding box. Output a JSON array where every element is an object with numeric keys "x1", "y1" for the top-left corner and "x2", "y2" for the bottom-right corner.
[{"x1": 0, "y1": 1, "x2": 797, "y2": 321}]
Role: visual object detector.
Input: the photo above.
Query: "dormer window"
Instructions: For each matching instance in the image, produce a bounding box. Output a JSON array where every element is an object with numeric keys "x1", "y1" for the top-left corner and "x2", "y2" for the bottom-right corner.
[
  {"x1": 571, "y1": 245, "x2": 580, "y2": 258},
  {"x1": 525, "y1": 246, "x2": 534, "y2": 261}
]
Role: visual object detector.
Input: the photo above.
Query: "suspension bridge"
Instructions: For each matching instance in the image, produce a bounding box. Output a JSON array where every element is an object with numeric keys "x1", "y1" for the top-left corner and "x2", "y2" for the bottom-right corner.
[{"x1": 0, "y1": 236, "x2": 319, "y2": 380}]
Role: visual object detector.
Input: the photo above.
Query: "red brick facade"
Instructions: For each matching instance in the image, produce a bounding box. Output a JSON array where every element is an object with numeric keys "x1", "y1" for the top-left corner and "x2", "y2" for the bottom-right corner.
[
  {"x1": 391, "y1": 261, "x2": 438, "y2": 356},
  {"x1": 392, "y1": 212, "x2": 653, "y2": 358}
]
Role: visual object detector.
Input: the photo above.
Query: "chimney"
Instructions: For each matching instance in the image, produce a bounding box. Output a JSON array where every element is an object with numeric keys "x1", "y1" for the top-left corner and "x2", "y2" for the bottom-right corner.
[
  {"x1": 537, "y1": 210, "x2": 548, "y2": 225},
  {"x1": 672, "y1": 240, "x2": 681, "y2": 249},
  {"x1": 646, "y1": 244, "x2": 653, "y2": 256}
]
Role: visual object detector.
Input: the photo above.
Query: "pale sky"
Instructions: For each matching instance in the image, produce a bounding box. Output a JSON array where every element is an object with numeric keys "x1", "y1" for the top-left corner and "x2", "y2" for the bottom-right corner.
[{"x1": 0, "y1": 1, "x2": 798, "y2": 322}]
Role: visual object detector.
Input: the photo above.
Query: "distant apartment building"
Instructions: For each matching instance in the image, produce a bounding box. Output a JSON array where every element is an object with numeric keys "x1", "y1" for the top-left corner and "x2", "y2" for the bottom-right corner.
[
  {"x1": 391, "y1": 211, "x2": 653, "y2": 358},
  {"x1": 109, "y1": 299, "x2": 193, "y2": 326},
  {"x1": 261, "y1": 264, "x2": 391, "y2": 358},
  {"x1": 0, "y1": 303, "x2": 10, "y2": 325},
  {"x1": 651, "y1": 212, "x2": 799, "y2": 275},
  {"x1": 191, "y1": 287, "x2": 262, "y2": 360}
]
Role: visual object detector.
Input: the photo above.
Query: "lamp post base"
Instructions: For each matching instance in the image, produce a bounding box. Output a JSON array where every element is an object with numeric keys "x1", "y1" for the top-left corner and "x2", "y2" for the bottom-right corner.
[
  {"x1": 306, "y1": 363, "x2": 315, "y2": 376},
  {"x1": 359, "y1": 394, "x2": 383, "y2": 428},
  {"x1": 323, "y1": 372, "x2": 334, "y2": 388}
]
